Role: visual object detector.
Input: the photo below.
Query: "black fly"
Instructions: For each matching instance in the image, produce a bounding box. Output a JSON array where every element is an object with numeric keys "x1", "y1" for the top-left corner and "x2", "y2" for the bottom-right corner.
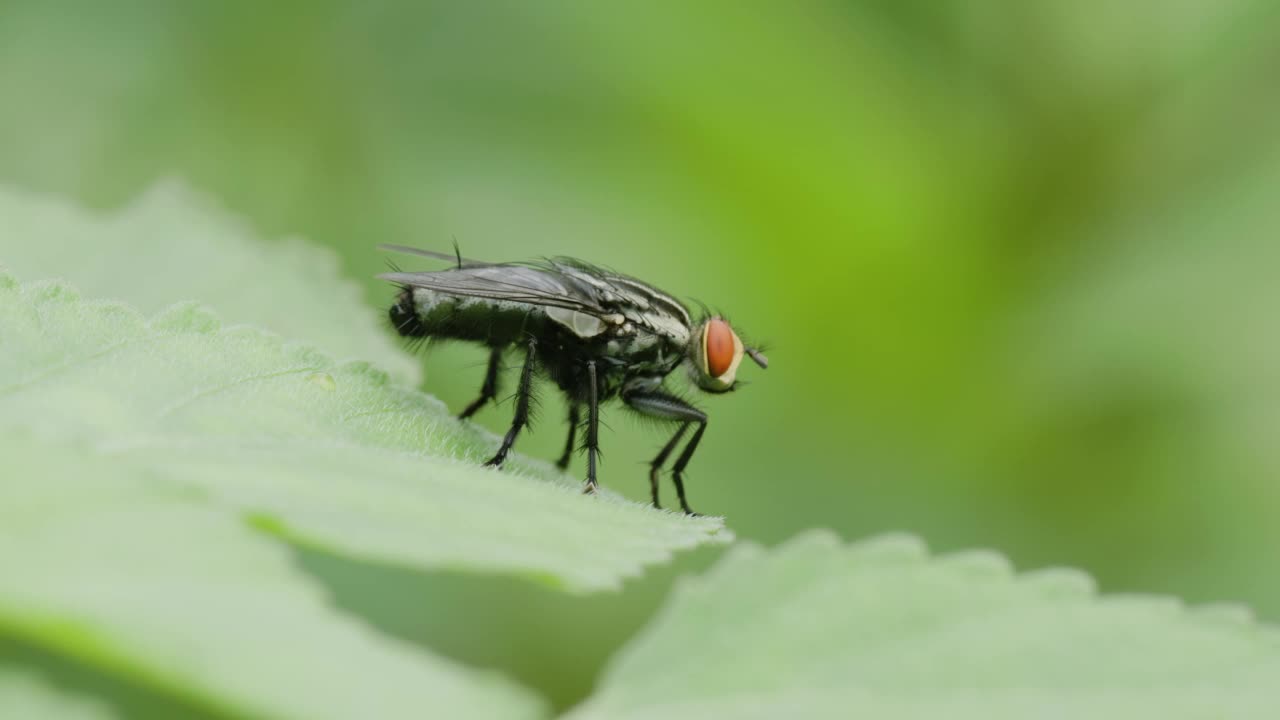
[{"x1": 380, "y1": 244, "x2": 767, "y2": 515}]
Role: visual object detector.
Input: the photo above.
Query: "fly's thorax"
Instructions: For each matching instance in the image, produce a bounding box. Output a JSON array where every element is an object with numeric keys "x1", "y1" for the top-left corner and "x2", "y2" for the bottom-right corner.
[
  {"x1": 539, "y1": 297, "x2": 688, "y2": 373},
  {"x1": 545, "y1": 306, "x2": 617, "y2": 338},
  {"x1": 545, "y1": 301, "x2": 691, "y2": 347},
  {"x1": 596, "y1": 328, "x2": 684, "y2": 379}
]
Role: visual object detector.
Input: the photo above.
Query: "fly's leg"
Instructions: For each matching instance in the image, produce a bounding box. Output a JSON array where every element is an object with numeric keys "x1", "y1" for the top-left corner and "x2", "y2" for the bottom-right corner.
[
  {"x1": 670, "y1": 420, "x2": 708, "y2": 516},
  {"x1": 623, "y1": 390, "x2": 707, "y2": 515},
  {"x1": 646, "y1": 423, "x2": 691, "y2": 510},
  {"x1": 584, "y1": 361, "x2": 600, "y2": 494},
  {"x1": 459, "y1": 347, "x2": 502, "y2": 420},
  {"x1": 484, "y1": 338, "x2": 536, "y2": 468},
  {"x1": 555, "y1": 403, "x2": 581, "y2": 471}
]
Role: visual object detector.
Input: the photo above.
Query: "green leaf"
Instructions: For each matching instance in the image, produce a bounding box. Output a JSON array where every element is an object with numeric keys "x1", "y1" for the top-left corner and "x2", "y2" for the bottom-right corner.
[
  {"x1": 0, "y1": 275, "x2": 728, "y2": 592},
  {"x1": 569, "y1": 531, "x2": 1280, "y2": 720},
  {"x1": 0, "y1": 434, "x2": 547, "y2": 720},
  {"x1": 0, "y1": 181, "x2": 420, "y2": 383},
  {"x1": 0, "y1": 186, "x2": 726, "y2": 716},
  {"x1": 0, "y1": 666, "x2": 118, "y2": 720}
]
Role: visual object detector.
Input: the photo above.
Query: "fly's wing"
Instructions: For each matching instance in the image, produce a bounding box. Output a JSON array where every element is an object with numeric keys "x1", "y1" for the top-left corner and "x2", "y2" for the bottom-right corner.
[
  {"x1": 380, "y1": 248, "x2": 691, "y2": 341},
  {"x1": 379, "y1": 264, "x2": 610, "y2": 316},
  {"x1": 379, "y1": 244, "x2": 490, "y2": 268},
  {"x1": 548, "y1": 257, "x2": 694, "y2": 339}
]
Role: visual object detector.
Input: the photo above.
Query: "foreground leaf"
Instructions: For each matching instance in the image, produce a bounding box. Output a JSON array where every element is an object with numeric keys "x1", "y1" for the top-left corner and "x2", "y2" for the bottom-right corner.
[
  {"x1": 0, "y1": 181, "x2": 420, "y2": 383},
  {"x1": 0, "y1": 275, "x2": 728, "y2": 592},
  {"x1": 568, "y1": 531, "x2": 1280, "y2": 720},
  {"x1": 0, "y1": 435, "x2": 546, "y2": 720},
  {"x1": 0, "y1": 666, "x2": 118, "y2": 720}
]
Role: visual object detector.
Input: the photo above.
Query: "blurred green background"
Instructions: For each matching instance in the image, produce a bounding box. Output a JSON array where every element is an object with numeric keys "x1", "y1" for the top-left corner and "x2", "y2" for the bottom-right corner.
[{"x1": 3, "y1": 0, "x2": 1280, "y2": 710}]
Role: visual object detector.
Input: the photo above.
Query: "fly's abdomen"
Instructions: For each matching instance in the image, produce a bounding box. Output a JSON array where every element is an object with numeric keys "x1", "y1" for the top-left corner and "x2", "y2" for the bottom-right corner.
[
  {"x1": 389, "y1": 288, "x2": 427, "y2": 337},
  {"x1": 393, "y1": 287, "x2": 545, "y2": 346}
]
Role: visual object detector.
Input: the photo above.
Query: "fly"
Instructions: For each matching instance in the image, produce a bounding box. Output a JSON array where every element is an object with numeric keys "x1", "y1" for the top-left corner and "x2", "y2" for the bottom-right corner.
[{"x1": 379, "y1": 244, "x2": 768, "y2": 515}]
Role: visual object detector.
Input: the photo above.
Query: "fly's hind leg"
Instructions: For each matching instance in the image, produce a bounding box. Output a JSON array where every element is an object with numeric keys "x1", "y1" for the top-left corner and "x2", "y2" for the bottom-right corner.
[
  {"x1": 459, "y1": 347, "x2": 503, "y2": 420},
  {"x1": 485, "y1": 338, "x2": 536, "y2": 468}
]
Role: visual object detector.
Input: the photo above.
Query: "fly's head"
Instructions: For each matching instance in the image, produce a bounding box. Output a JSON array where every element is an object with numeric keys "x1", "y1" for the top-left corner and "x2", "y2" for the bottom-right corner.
[{"x1": 688, "y1": 316, "x2": 768, "y2": 393}]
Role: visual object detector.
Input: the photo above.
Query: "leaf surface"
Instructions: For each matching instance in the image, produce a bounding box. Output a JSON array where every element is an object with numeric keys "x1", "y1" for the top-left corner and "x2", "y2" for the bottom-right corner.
[
  {"x1": 0, "y1": 435, "x2": 547, "y2": 720},
  {"x1": 568, "y1": 531, "x2": 1280, "y2": 720},
  {"x1": 0, "y1": 182, "x2": 420, "y2": 382},
  {"x1": 0, "y1": 275, "x2": 728, "y2": 593},
  {"x1": 0, "y1": 666, "x2": 119, "y2": 720}
]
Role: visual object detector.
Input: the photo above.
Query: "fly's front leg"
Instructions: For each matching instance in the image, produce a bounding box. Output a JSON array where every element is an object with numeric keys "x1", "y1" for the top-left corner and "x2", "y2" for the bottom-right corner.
[
  {"x1": 670, "y1": 420, "x2": 708, "y2": 516},
  {"x1": 459, "y1": 346, "x2": 503, "y2": 420},
  {"x1": 484, "y1": 337, "x2": 536, "y2": 468},
  {"x1": 623, "y1": 389, "x2": 707, "y2": 515},
  {"x1": 646, "y1": 423, "x2": 691, "y2": 510},
  {"x1": 583, "y1": 361, "x2": 601, "y2": 494},
  {"x1": 555, "y1": 403, "x2": 581, "y2": 470}
]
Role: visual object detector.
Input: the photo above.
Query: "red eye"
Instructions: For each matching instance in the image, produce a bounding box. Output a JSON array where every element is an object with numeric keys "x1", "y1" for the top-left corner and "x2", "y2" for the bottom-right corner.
[{"x1": 704, "y1": 318, "x2": 735, "y2": 378}]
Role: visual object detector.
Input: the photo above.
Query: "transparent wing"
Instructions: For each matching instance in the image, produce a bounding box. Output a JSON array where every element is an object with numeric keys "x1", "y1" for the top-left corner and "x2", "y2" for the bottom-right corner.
[
  {"x1": 379, "y1": 264, "x2": 611, "y2": 315},
  {"x1": 378, "y1": 243, "x2": 490, "y2": 268}
]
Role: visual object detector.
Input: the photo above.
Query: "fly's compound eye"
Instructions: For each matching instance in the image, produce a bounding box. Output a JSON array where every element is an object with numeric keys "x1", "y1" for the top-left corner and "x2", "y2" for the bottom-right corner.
[
  {"x1": 695, "y1": 317, "x2": 744, "y2": 392},
  {"x1": 704, "y1": 318, "x2": 736, "y2": 377}
]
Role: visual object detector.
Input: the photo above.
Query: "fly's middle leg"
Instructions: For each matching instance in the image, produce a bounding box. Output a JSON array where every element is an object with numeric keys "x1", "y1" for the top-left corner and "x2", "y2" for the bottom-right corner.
[
  {"x1": 484, "y1": 338, "x2": 536, "y2": 468},
  {"x1": 555, "y1": 403, "x2": 581, "y2": 470},
  {"x1": 583, "y1": 361, "x2": 600, "y2": 494},
  {"x1": 459, "y1": 346, "x2": 503, "y2": 420}
]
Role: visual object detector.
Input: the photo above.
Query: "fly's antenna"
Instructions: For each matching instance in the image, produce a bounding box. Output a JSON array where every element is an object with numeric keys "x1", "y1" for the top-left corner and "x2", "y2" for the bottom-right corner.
[{"x1": 746, "y1": 347, "x2": 769, "y2": 369}]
